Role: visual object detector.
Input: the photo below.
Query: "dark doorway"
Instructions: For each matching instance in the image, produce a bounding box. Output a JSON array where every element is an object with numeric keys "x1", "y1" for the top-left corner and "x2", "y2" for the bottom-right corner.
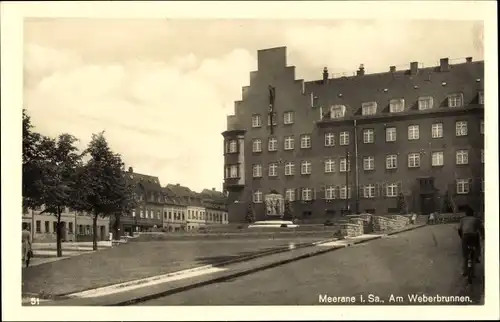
[{"x1": 420, "y1": 194, "x2": 435, "y2": 215}]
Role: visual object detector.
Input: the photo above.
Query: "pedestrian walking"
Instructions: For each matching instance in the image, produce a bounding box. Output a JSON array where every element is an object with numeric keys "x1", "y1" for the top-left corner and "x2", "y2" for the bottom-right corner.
[
  {"x1": 22, "y1": 223, "x2": 32, "y2": 267},
  {"x1": 428, "y1": 212, "x2": 436, "y2": 225}
]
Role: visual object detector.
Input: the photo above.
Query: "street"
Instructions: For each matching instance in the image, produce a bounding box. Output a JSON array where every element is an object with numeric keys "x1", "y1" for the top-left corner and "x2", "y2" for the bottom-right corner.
[{"x1": 138, "y1": 225, "x2": 484, "y2": 305}]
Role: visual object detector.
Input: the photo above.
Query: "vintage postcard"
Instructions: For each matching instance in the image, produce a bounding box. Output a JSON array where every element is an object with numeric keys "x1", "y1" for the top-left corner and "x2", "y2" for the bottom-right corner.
[{"x1": 1, "y1": 1, "x2": 498, "y2": 321}]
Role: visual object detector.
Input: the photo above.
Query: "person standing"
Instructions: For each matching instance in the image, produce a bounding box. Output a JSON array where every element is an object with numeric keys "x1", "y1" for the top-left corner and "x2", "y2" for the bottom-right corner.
[{"x1": 22, "y1": 223, "x2": 32, "y2": 267}]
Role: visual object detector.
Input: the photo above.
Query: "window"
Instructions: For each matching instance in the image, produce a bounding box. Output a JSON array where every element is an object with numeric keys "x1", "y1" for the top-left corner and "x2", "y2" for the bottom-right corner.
[
  {"x1": 285, "y1": 189, "x2": 296, "y2": 201},
  {"x1": 267, "y1": 113, "x2": 277, "y2": 126},
  {"x1": 140, "y1": 210, "x2": 144, "y2": 218},
  {"x1": 339, "y1": 131, "x2": 349, "y2": 145},
  {"x1": 252, "y1": 139, "x2": 262, "y2": 152},
  {"x1": 340, "y1": 158, "x2": 350, "y2": 172},
  {"x1": 301, "y1": 188, "x2": 313, "y2": 201},
  {"x1": 68, "y1": 222, "x2": 73, "y2": 233},
  {"x1": 339, "y1": 186, "x2": 351, "y2": 200},
  {"x1": 386, "y1": 183, "x2": 398, "y2": 197},
  {"x1": 229, "y1": 165, "x2": 239, "y2": 178},
  {"x1": 418, "y1": 96, "x2": 434, "y2": 110},
  {"x1": 252, "y1": 164, "x2": 262, "y2": 178},
  {"x1": 385, "y1": 127, "x2": 396, "y2": 142},
  {"x1": 283, "y1": 162, "x2": 295, "y2": 176},
  {"x1": 448, "y1": 93, "x2": 463, "y2": 108},
  {"x1": 363, "y1": 129, "x2": 374, "y2": 144},
  {"x1": 408, "y1": 125, "x2": 419, "y2": 140},
  {"x1": 268, "y1": 138, "x2": 278, "y2": 151},
  {"x1": 324, "y1": 158, "x2": 336, "y2": 173},
  {"x1": 361, "y1": 102, "x2": 377, "y2": 116},
  {"x1": 389, "y1": 99, "x2": 405, "y2": 113},
  {"x1": 456, "y1": 150, "x2": 469, "y2": 165},
  {"x1": 478, "y1": 91, "x2": 484, "y2": 105},
  {"x1": 480, "y1": 120, "x2": 484, "y2": 134},
  {"x1": 325, "y1": 185, "x2": 335, "y2": 200},
  {"x1": 363, "y1": 184, "x2": 375, "y2": 198},
  {"x1": 324, "y1": 133, "x2": 335, "y2": 147},
  {"x1": 301, "y1": 161, "x2": 311, "y2": 175},
  {"x1": 284, "y1": 111, "x2": 294, "y2": 124},
  {"x1": 268, "y1": 163, "x2": 278, "y2": 177},
  {"x1": 284, "y1": 136, "x2": 294, "y2": 150},
  {"x1": 481, "y1": 149, "x2": 484, "y2": 163},
  {"x1": 408, "y1": 153, "x2": 421, "y2": 168},
  {"x1": 228, "y1": 140, "x2": 237, "y2": 153},
  {"x1": 251, "y1": 114, "x2": 261, "y2": 128},
  {"x1": 363, "y1": 156, "x2": 375, "y2": 171},
  {"x1": 300, "y1": 134, "x2": 311, "y2": 149},
  {"x1": 45, "y1": 221, "x2": 50, "y2": 233},
  {"x1": 456, "y1": 121, "x2": 468, "y2": 136},
  {"x1": 330, "y1": 105, "x2": 346, "y2": 118},
  {"x1": 432, "y1": 151, "x2": 444, "y2": 166},
  {"x1": 36, "y1": 220, "x2": 41, "y2": 233},
  {"x1": 157, "y1": 211, "x2": 161, "y2": 219},
  {"x1": 456, "y1": 179, "x2": 470, "y2": 194},
  {"x1": 431, "y1": 123, "x2": 443, "y2": 138},
  {"x1": 386, "y1": 155, "x2": 398, "y2": 169}
]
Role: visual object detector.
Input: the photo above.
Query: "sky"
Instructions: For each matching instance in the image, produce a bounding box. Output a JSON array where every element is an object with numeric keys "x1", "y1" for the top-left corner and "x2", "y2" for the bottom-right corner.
[{"x1": 23, "y1": 19, "x2": 484, "y2": 192}]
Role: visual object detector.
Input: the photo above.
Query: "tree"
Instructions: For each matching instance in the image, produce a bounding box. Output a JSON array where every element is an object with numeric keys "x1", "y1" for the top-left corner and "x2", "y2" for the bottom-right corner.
[
  {"x1": 75, "y1": 132, "x2": 136, "y2": 250},
  {"x1": 37, "y1": 134, "x2": 82, "y2": 257},
  {"x1": 245, "y1": 203, "x2": 255, "y2": 223},
  {"x1": 283, "y1": 200, "x2": 294, "y2": 220},
  {"x1": 22, "y1": 109, "x2": 45, "y2": 209},
  {"x1": 396, "y1": 192, "x2": 407, "y2": 214}
]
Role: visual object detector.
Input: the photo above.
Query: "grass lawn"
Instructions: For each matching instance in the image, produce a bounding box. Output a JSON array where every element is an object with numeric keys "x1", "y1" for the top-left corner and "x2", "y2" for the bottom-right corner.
[{"x1": 22, "y1": 236, "x2": 329, "y2": 298}]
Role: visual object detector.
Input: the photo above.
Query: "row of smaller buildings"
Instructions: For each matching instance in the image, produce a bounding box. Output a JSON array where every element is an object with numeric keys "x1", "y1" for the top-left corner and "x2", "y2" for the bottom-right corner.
[
  {"x1": 117, "y1": 167, "x2": 229, "y2": 235},
  {"x1": 22, "y1": 167, "x2": 229, "y2": 242}
]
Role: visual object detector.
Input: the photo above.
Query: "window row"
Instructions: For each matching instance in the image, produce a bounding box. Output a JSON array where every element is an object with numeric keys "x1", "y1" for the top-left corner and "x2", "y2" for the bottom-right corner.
[
  {"x1": 251, "y1": 149, "x2": 483, "y2": 178},
  {"x1": 33, "y1": 221, "x2": 104, "y2": 236},
  {"x1": 249, "y1": 120, "x2": 483, "y2": 153},
  {"x1": 250, "y1": 92, "x2": 484, "y2": 126},
  {"x1": 132, "y1": 209, "x2": 162, "y2": 220},
  {"x1": 252, "y1": 178, "x2": 483, "y2": 203}
]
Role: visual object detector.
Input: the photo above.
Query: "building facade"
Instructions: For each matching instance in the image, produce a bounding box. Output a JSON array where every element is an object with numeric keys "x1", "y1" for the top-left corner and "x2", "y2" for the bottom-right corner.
[
  {"x1": 118, "y1": 167, "x2": 163, "y2": 235},
  {"x1": 22, "y1": 207, "x2": 110, "y2": 242},
  {"x1": 200, "y1": 188, "x2": 229, "y2": 225},
  {"x1": 223, "y1": 47, "x2": 484, "y2": 222},
  {"x1": 162, "y1": 187, "x2": 188, "y2": 232}
]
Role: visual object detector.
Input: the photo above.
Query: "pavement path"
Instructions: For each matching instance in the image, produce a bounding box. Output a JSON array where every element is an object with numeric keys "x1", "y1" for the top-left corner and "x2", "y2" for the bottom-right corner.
[{"x1": 138, "y1": 225, "x2": 484, "y2": 306}]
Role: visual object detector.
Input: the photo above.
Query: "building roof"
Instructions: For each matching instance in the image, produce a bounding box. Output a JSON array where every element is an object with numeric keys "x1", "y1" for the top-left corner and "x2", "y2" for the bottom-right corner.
[
  {"x1": 124, "y1": 168, "x2": 162, "y2": 192},
  {"x1": 162, "y1": 187, "x2": 187, "y2": 206}
]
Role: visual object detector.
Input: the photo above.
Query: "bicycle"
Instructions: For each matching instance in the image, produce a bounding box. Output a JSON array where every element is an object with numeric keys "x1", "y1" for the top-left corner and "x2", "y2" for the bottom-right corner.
[{"x1": 465, "y1": 244, "x2": 476, "y2": 284}]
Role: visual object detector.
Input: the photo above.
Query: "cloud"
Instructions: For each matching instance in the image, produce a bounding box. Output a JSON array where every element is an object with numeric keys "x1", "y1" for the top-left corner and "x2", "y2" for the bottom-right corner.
[{"x1": 24, "y1": 43, "x2": 256, "y2": 192}]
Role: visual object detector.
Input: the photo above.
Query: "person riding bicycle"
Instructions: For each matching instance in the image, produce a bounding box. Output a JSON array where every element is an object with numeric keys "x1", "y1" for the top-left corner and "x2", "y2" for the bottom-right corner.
[{"x1": 458, "y1": 207, "x2": 484, "y2": 276}]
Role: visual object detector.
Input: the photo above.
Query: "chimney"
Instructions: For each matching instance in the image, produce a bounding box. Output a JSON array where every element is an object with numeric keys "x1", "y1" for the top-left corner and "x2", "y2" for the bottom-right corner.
[
  {"x1": 440, "y1": 58, "x2": 449, "y2": 72},
  {"x1": 390, "y1": 66, "x2": 396, "y2": 73},
  {"x1": 410, "y1": 62, "x2": 418, "y2": 75},
  {"x1": 128, "y1": 167, "x2": 133, "y2": 173},
  {"x1": 212, "y1": 188, "x2": 216, "y2": 191},
  {"x1": 356, "y1": 64, "x2": 365, "y2": 76},
  {"x1": 466, "y1": 57, "x2": 473, "y2": 63},
  {"x1": 322, "y1": 67, "x2": 329, "y2": 84},
  {"x1": 176, "y1": 183, "x2": 180, "y2": 187}
]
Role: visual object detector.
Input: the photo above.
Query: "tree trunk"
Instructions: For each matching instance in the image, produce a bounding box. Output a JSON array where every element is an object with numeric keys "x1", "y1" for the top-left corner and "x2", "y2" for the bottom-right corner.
[
  {"x1": 56, "y1": 207, "x2": 63, "y2": 257},
  {"x1": 114, "y1": 213, "x2": 121, "y2": 240},
  {"x1": 92, "y1": 212, "x2": 98, "y2": 251}
]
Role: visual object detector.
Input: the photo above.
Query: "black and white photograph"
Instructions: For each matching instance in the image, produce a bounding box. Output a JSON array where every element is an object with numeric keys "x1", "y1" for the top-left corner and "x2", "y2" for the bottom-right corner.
[{"x1": 2, "y1": 1, "x2": 498, "y2": 321}]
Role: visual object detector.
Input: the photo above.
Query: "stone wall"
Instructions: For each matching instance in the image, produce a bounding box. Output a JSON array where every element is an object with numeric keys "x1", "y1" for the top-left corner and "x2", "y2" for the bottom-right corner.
[
  {"x1": 338, "y1": 222, "x2": 363, "y2": 237},
  {"x1": 372, "y1": 216, "x2": 408, "y2": 232}
]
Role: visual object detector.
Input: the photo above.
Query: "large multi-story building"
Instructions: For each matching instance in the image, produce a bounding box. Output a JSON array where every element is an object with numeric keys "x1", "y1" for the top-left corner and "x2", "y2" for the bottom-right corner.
[{"x1": 222, "y1": 46, "x2": 484, "y2": 222}]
